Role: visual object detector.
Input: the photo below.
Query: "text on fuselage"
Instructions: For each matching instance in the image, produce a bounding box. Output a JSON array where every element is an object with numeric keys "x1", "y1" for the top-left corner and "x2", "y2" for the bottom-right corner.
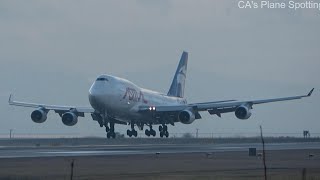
[{"x1": 123, "y1": 87, "x2": 148, "y2": 104}]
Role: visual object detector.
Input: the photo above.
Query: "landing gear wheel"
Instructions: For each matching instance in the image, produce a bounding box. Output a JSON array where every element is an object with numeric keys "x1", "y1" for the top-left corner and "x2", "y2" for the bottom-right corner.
[
  {"x1": 127, "y1": 129, "x2": 137, "y2": 137},
  {"x1": 165, "y1": 131, "x2": 169, "y2": 138},
  {"x1": 99, "y1": 122, "x2": 103, "y2": 127},
  {"x1": 107, "y1": 131, "x2": 115, "y2": 139},
  {"x1": 145, "y1": 129, "x2": 150, "y2": 137},
  {"x1": 127, "y1": 130, "x2": 132, "y2": 137},
  {"x1": 105, "y1": 126, "x2": 110, "y2": 132},
  {"x1": 159, "y1": 126, "x2": 163, "y2": 132},
  {"x1": 159, "y1": 124, "x2": 168, "y2": 138},
  {"x1": 111, "y1": 132, "x2": 116, "y2": 139},
  {"x1": 98, "y1": 117, "x2": 105, "y2": 128},
  {"x1": 128, "y1": 122, "x2": 138, "y2": 137},
  {"x1": 151, "y1": 129, "x2": 156, "y2": 136}
]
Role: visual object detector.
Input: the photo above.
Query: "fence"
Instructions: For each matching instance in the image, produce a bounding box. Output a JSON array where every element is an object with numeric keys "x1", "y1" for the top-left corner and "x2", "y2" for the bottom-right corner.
[{"x1": 1, "y1": 132, "x2": 320, "y2": 139}]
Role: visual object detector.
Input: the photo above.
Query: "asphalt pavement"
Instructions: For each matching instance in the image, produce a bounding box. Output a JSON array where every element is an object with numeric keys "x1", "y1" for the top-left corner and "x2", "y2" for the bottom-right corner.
[{"x1": 1, "y1": 142, "x2": 319, "y2": 158}]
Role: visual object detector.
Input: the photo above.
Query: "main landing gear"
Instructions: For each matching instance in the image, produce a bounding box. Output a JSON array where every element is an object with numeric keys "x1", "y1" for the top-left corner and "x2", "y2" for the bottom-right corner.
[
  {"x1": 106, "y1": 122, "x2": 115, "y2": 139},
  {"x1": 127, "y1": 123, "x2": 138, "y2": 137},
  {"x1": 159, "y1": 125, "x2": 169, "y2": 138},
  {"x1": 145, "y1": 125, "x2": 156, "y2": 137},
  {"x1": 126, "y1": 123, "x2": 169, "y2": 138}
]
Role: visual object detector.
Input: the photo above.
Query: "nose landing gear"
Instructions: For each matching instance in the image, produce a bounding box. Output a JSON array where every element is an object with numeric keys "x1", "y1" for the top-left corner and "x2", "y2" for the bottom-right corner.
[{"x1": 98, "y1": 119, "x2": 104, "y2": 127}]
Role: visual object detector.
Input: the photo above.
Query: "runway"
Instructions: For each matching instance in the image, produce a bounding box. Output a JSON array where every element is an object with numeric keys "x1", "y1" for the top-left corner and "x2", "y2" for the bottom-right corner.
[{"x1": 1, "y1": 142, "x2": 320, "y2": 158}]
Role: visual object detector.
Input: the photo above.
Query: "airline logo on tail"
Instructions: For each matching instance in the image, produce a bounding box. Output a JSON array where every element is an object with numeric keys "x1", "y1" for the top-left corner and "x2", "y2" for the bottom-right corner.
[{"x1": 167, "y1": 51, "x2": 188, "y2": 98}]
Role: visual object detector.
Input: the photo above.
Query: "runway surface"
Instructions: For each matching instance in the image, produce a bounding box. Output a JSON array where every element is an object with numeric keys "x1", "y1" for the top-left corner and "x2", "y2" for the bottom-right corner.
[{"x1": 1, "y1": 142, "x2": 320, "y2": 158}]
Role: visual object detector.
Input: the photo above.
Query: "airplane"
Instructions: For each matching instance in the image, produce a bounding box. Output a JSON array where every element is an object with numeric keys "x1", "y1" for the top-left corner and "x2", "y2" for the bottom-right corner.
[{"x1": 8, "y1": 51, "x2": 314, "y2": 138}]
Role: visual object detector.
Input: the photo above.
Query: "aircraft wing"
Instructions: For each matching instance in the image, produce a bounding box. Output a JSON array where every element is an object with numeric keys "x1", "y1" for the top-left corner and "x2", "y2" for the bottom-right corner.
[
  {"x1": 194, "y1": 88, "x2": 314, "y2": 111},
  {"x1": 139, "y1": 88, "x2": 314, "y2": 117},
  {"x1": 8, "y1": 94, "x2": 94, "y2": 114}
]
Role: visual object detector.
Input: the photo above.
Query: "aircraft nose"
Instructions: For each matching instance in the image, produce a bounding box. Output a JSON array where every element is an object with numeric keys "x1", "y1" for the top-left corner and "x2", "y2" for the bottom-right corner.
[
  {"x1": 89, "y1": 83, "x2": 98, "y2": 97},
  {"x1": 89, "y1": 82, "x2": 106, "y2": 109}
]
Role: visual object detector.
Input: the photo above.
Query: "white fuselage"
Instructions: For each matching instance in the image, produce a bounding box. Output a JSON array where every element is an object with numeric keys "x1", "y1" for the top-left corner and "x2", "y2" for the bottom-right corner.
[{"x1": 88, "y1": 75, "x2": 187, "y2": 123}]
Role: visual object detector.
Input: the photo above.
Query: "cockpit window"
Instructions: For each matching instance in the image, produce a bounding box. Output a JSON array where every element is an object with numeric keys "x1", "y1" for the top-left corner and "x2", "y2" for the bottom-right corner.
[{"x1": 96, "y1": 77, "x2": 109, "y2": 81}]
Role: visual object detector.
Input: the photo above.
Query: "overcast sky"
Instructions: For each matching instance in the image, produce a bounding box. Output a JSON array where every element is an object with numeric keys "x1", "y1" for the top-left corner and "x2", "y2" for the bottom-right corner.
[{"x1": 0, "y1": 0, "x2": 319, "y2": 137}]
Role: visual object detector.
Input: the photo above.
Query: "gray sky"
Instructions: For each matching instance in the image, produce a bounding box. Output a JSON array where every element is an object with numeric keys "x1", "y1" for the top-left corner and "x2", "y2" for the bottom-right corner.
[{"x1": 0, "y1": 0, "x2": 319, "y2": 137}]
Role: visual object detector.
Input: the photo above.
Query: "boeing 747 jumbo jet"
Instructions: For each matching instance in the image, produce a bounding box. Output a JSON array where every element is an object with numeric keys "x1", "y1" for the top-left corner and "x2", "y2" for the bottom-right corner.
[{"x1": 9, "y1": 52, "x2": 314, "y2": 138}]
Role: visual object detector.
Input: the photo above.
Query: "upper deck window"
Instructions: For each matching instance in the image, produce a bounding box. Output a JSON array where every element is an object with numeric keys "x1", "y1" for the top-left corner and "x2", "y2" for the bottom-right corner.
[{"x1": 96, "y1": 77, "x2": 109, "y2": 81}]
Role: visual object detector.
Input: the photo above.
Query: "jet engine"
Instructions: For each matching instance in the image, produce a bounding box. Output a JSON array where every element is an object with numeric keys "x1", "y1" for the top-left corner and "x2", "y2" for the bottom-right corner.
[
  {"x1": 31, "y1": 108, "x2": 47, "y2": 123},
  {"x1": 178, "y1": 109, "x2": 196, "y2": 124},
  {"x1": 62, "y1": 112, "x2": 78, "y2": 126},
  {"x1": 235, "y1": 105, "x2": 252, "y2": 120}
]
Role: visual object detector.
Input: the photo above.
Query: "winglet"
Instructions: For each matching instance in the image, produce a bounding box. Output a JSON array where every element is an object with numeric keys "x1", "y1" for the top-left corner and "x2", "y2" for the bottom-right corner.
[
  {"x1": 307, "y1": 88, "x2": 314, "y2": 97},
  {"x1": 8, "y1": 94, "x2": 13, "y2": 104}
]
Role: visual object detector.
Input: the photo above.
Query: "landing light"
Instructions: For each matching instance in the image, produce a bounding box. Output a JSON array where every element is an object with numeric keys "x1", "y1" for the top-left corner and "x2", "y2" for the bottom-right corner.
[{"x1": 149, "y1": 106, "x2": 156, "y2": 111}]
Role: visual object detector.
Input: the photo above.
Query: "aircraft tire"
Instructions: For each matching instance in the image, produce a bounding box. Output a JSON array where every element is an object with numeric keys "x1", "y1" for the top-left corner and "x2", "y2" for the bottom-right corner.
[
  {"x1": 111, "y1": 132, "x2": 116, "y2": 139},
  {"x1": 160, "y1": 132, "x2": 163, "y2": 138},
  {"x1": 98, "y1": 119, "x2": 104, "y2": 127},
  {"x1": 165, "y1": 131, "x2": 169, "y2": 138},
  {"x1": 127, "y1": 130, "x2": 132, "y2": 137},
  {"x1": 163, "y1": 125, "x2": 168, "y2": 132},
  {"x1": 107, "y1": 132, "x2": 111, "y2": 139},
  {"x1": 145, "y1": 129, "x2": 150, "y2": 136},
  {"x1": 151, "y1": 130, "x2": 156, "y2": 136},
  {"x1": 134, "y1": 130, "x2": 138, "y2": 137}
]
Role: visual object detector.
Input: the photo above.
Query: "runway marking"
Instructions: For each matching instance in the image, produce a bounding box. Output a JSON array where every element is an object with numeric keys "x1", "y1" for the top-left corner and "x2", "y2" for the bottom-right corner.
[{"x1": 40, "y1": 150, "x2": 137, "y2": 154}]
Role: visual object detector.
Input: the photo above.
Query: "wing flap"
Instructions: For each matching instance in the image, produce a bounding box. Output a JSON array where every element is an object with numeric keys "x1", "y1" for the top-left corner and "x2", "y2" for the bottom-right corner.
[{"x1": 208, "y1": 107, "x2": 236, "y2": 115}]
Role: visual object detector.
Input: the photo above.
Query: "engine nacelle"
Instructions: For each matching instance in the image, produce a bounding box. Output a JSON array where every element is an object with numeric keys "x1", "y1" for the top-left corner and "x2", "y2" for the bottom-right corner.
[
  {"x1": 62, "y1": 112, "x2": 78, "y2": 126},
  {"x1": 235, "y1": 105, "x2": 252, "y2": 120},
  {"x1": 178, "y1": 109, "x2": 196, "y2": 124},
  {"x1": 31, "y1": 108, "x2": 47, "y2": 123}
]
